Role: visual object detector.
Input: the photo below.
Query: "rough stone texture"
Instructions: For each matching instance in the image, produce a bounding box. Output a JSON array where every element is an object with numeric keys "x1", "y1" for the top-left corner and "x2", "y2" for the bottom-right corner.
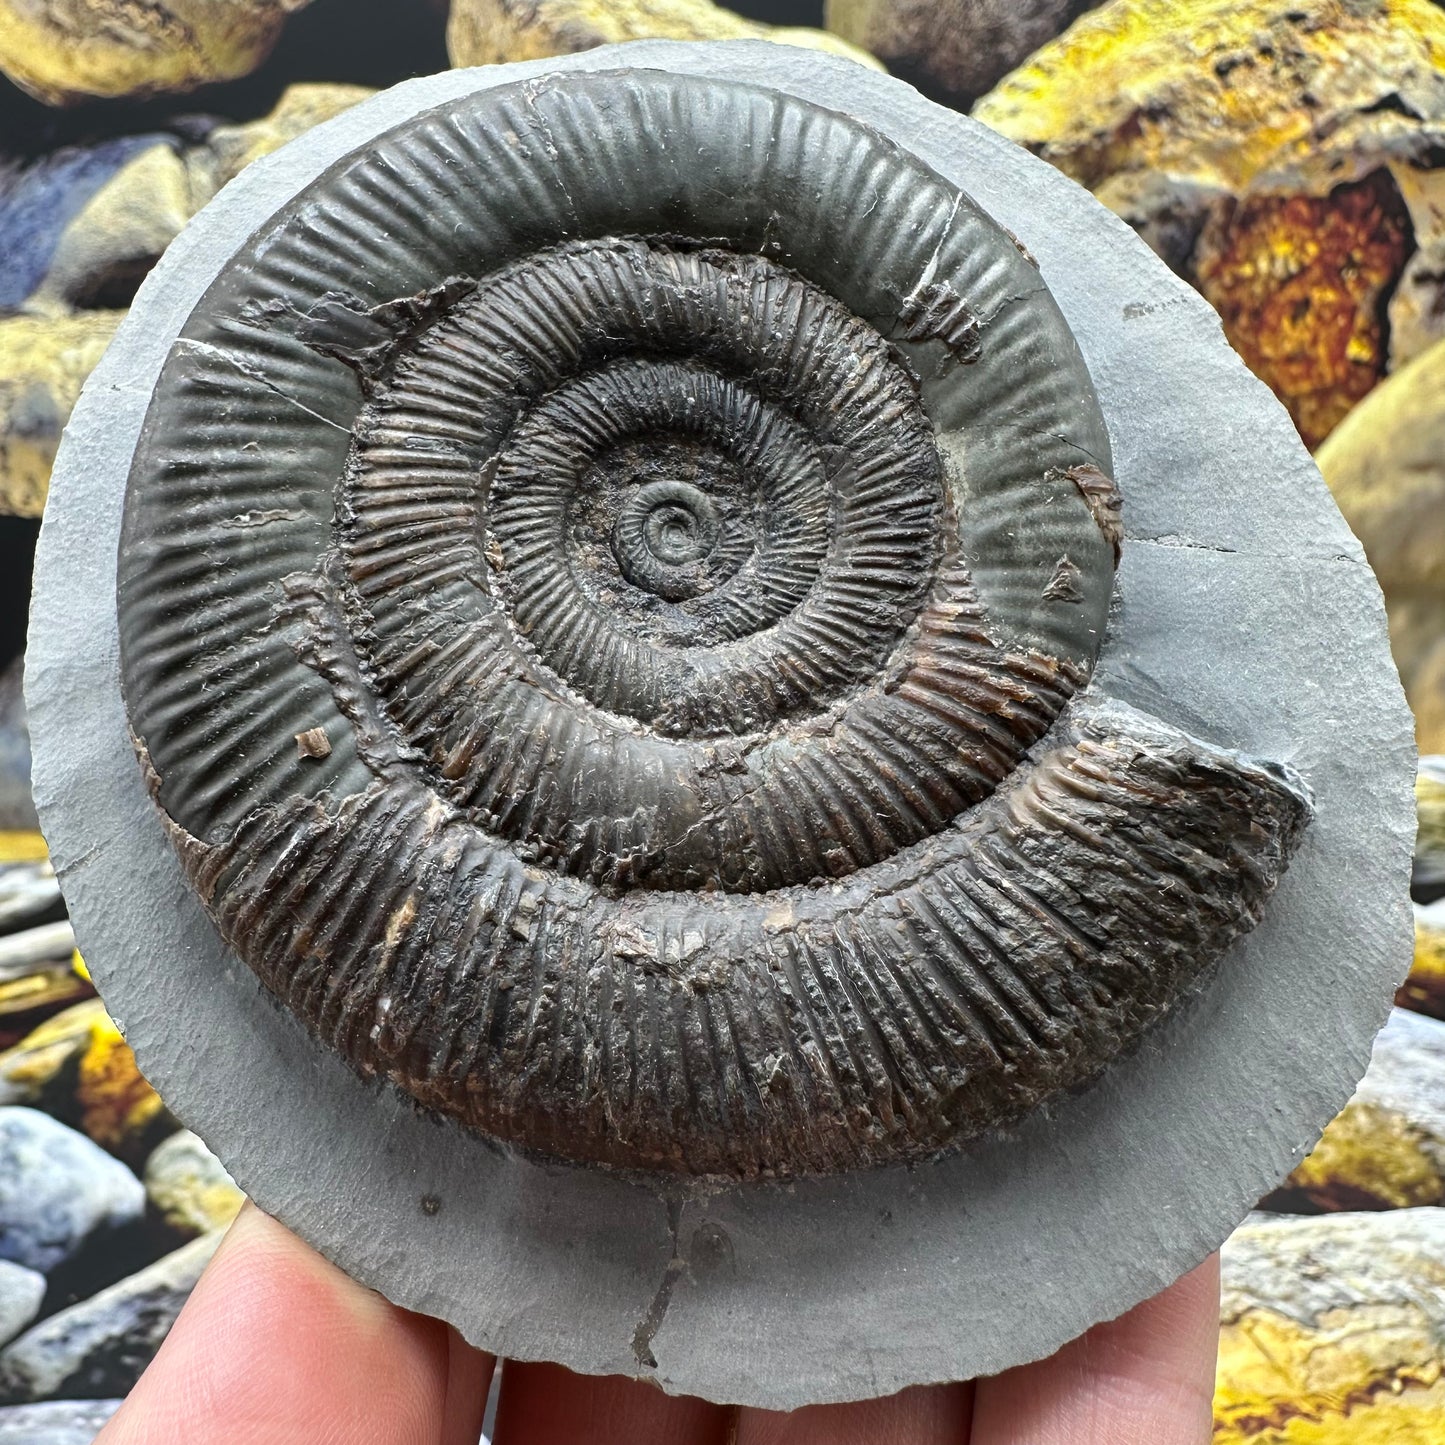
[
  {"x1": 1215, "y1": 1210, "x2": 1445, "y2": 1442},
  {"x1": 0, "y1": 1108, "x2": 143, "y2": 1275},
  {"x1": 0, "y1": 1263, "x2": 43, "y2": 1352},
  {"x1": 1402, "y1": 902, "x2": 1445, "y2": 1019},
  {"x1": 446, "y1": 0, "x2": 879, "y2": 69},
  {"x1": 973, "y1": 0, "x2": 1445, "y2": 448},
  {"x1": 144, "y1": 1131, "x2": 244, "y2": 1238},
  {"x1": 1316, "y1": 340, "x2": 1445, "y2": 750},
  {"x1": 1265, "y1": 1009, "x2": 1445, "y2": 1211},
  {"x1": 27, "y1": 45, "x2": 1414, "y2": 1407},
  {"x1": 0, "y1": 312, "x2": 123, "y2": 519},
  {"x1": 825, "y1": 0, "x2": 1099, "y2": 108},
  {"x1": 0, "y1": 0, "x2": 315, "y2": 107},
  {"x1": 0, "y1": 1231, "x2": 219, "y2": 1403},
  {"x1": 0, "y1": 1399, "x2": 120, "y2": 1444}
]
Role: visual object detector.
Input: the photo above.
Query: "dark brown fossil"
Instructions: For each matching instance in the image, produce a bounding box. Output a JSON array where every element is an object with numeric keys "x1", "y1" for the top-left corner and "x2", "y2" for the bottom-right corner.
[{"x1": 115, "y1": 70, "x2": 1312, "y2": 1179}]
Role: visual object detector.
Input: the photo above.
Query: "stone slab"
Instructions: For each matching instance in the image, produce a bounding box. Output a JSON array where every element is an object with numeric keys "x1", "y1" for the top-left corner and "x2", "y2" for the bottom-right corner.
[{"x1": 26, "y1": 41, "x2": 1415, "y2": 1408}]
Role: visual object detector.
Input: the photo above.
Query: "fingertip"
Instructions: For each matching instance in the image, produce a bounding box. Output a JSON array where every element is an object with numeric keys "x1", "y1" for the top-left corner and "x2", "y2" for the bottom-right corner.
[
  {"x1": 970, "y1": 1255, "x2": 1221, "y2": 1445},
  {"x1": 97, "y1": 1203, "x2": 480, "y2": 1445}
]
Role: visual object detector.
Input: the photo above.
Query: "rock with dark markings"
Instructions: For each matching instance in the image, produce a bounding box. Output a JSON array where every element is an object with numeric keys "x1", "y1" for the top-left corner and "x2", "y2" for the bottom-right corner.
[
  {"x1": 0, "y1": 1399, "x2": 120, "y2": 1445},
  {"x1": 826, "y1": 0, "x2": 1099, "y2": 107},
  {"x1": 974, "y1": 0, "x2": 1445, "y2": 449},
  {"x1": 0, "y1": 1232, "x2": 219, "y2": 1403},
  {"x1": 1265, "y1": 1008, "x2": 1445, "y2": 1212},
  {"x1": 1215, "y1": 1210, "x2": 1445, "y2": 1442}
]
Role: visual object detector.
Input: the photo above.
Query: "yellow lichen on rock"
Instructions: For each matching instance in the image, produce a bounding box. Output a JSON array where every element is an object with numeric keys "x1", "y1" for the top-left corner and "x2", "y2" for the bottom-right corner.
[
  {"x1": 144, "y1": 1130, "x2": 245, "y2": 1237},
  {"x1": 198, "y1": 83, "x2": 375, "y2": 193},
  {"x1": 0, "y1": 0, "x2": 316, "y2": 106},
  {"x1": 1282, "y1": 1099, "x2": 1443, "y2": 1210},
  {"x1": 0, "y1": 997, "x2": 110, "y2": 1108},
  {"x1": 0, "y1": 991, "x2": 171, "y2": 1162},
  {"x1": 1193, "y1": 174, "x2": 1412, "y2": 447},
  {"x1": 1401, "y1": 909, "x2": 1445, "y2": 1018},
  {"x1": 0, "y1": 312, "x2": 124, "y2": 518},
  {"x1": 1316, "y1": 342, "x2": 1445, "y2": 748},
  {"x1": 446, "y1": 0, "x2": 880, "y2": 70},
  {"x1": 973, "y1": 0, "x2": 1445, "y2": 447},
  {"x1": 0, "y1": 833, "x2": 48, "y2": 865},
  {"x1": 1264, "y1": 1010, "x2": 1445, "y2": 1211},
  {"x1": 74, "y1": 1009, "x2": 168, "y2": 1159},
  {"x1": 1215, "y1": 1211, "x2": 1445, "y2": 1442}
]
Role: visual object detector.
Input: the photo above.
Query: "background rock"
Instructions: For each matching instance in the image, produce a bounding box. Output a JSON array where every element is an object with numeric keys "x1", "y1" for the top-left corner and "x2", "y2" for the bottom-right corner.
[
  {"x1": 0, "y1": 313, "x2": 123, "y2": 519},
  {"x1": 0, "y1": 1001, "x2": 110, "y2": 1112},
  {"x1": 0, "y1": 1109, "x2": 143, "y2": 1275},
  {"x1": 0, "y1": 995, "x2": 172, "y2": 1169},
  {"x1": 0, "y1": 0, "x2": 316, "y2": 107},
  {"x1": 0, "y1": 136, "x2": 197, "y2": 318},
  {"x1": 825, "y1": 0, "x2": 1099, "y2": 107},
  {"x1": 1403, "y1": 902, "x2": 1445, "y2": 1019},
  {"x1": 1417, "y1": 758, "x2": 1445, "y2": 903},
  {"x1": 1316, "y1": 341, "x2": 1445, "y2": 750},
  {"x1": 0, "y1": 1231, "x2": 220, "y2": 1403},
  {"x1": 1265, "y1": 1009, "x2": 1445, "y2": 1211},
  {"x1": 0, "y1": 1263, "x2": 43, "y2": 1351},
  {"x1": 0, "y1": 83, "x2": 375, "y2": 524},
  {"x1": 0, "y1": 659, "x2": 39, "y2": 835},
  {"x1": 1216, "y1": 1209, "x2": 1445, "y2": 1441},
  {"x1": 0, "y1": 1399, "x2": 120, "y2": 1444},
  {"x1": 447, "y1": 0, "x2": 879, "y2": 69},
  {"x1": 143, "y1": 1131, "x2": 243, "y2": 1239},
  {"x1": 198, "y1": 82, "x2": 373, "y2": 191},
  {"x1": 973, "y1": 0, "x2": 1445, "y2": 448}
]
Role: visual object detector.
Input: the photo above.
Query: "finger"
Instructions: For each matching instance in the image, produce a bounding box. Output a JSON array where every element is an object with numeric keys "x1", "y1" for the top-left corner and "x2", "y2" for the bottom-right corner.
[
  {"x1": 737, "y1": 1382, "x2": 973, "y2": 1445},
  {"x1": 969, "y1": 1254, "x2": 1220, "y2": 1445},
  {"x1": 492, "y1": 1361, "x2": 734, "y2": 1445},
  {"x1": 96, "y1": 1202, "x2": 493, "y2": 1445},
  {"x1": 443, "y1": 1326, "x2": 497, "y2": 1445}
]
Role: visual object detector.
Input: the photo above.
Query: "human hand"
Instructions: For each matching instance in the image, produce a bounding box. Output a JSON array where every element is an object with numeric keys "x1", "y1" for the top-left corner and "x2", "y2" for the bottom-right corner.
[{"x1": 95, "y1": 1203, "x2": 1218, "y2": 1445}]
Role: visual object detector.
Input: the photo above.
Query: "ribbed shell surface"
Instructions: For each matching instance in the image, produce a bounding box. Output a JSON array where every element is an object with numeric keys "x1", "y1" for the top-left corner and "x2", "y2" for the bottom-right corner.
[{"x1": 116, "y1": 71, "x2": 1312, "y2": 1177}]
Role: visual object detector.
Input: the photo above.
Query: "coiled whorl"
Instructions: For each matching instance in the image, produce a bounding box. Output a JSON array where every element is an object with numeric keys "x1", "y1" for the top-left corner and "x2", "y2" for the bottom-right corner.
[{"x1": 117, "y1": 71, "x2": 1311, "y2": 1178}]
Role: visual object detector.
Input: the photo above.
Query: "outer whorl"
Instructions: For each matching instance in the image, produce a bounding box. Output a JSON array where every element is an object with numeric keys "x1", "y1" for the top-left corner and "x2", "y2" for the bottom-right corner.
[{"x1": 116, "y1": 70, "x2": 1312, "y2": 1178}]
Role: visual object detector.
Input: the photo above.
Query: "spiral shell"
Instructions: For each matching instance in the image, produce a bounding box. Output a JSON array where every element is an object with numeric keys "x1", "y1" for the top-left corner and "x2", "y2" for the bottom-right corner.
[{"x1": 117, "y1": 71, "x2": 1312, "y2": 1178}]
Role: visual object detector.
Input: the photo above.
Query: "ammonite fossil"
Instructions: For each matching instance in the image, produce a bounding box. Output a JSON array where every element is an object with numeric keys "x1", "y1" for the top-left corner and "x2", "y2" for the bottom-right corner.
[{"x1": 115, "y1": 69, "x2": 1312, "y2": 1178}]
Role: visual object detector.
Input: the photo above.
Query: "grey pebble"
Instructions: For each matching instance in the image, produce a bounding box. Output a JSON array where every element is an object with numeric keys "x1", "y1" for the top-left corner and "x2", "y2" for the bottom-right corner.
[
  {"x1": 0, "y1": 1108, "x2": 144, "y2": 1275},
  {"x1": 0, "y1": 1231, "x2": 220, "y2": 1404},
  {"x1": 0, "y1": 1398, "x2": 121, "y2": 1444},
  {"x1": 0, "y1": 1263, "x2": 44, "y2": 1351}
]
